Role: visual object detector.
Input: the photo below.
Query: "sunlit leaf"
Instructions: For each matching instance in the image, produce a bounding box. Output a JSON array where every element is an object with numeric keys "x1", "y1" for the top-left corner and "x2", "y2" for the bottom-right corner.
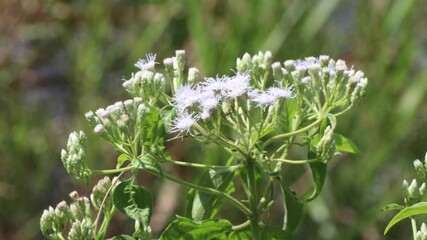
[
  {"x1": 159, "y1": 216, "x2": 231, "y2": 240},
  {"x1": 384, "y1": 202, "x2": 427, "y2": 234}
]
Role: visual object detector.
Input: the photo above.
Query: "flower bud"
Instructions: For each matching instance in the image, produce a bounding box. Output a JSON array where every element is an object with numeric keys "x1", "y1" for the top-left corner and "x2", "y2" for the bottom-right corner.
[
  {"x1": 68, "y1": 219, "x2": 94, "y2": 240},
  {"x1": 236, "y1": 53, "x2": 252, "y2": 73},
  {"x1": 188, "y1": 67, "x2": 199, "y2": 84},
  {"x1": 61, "y1": 131, "x2": 91, "y2": 182},
  {"x1": 272, "y1": 62, "x2": 284, "y2": 81},
  {"x1": 91, "y1": 176, "x2": 114, "y2": 211},
  {"x1": 316, "y1": 126, "x2": 335, "y2": 163},
  {"x1": 174, "y1": 50, "x2": 186, "y2": 73},
  {"x1": 414, "y1": 159, "x2": 427, "y2": 181}
]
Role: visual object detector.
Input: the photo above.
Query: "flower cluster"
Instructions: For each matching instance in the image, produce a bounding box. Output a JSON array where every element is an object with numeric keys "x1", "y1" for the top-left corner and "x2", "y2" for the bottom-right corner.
[
  {"x1": 40, "y1": 177, "x2": 119, "y2": 240},
  {"x1": 417, "y1": 223, "x2": 427, "y2": 240},
  {"x1": 61, "y1": 131, "x2": 90, "y2": 181},
  {"x1": 123, "y1": 54, "x2": 165, "y2": 104},
  {"x1": 90, "y1": 176, "x2": 119, "y2": 211},
  {"x1": 272, "y1": 55, "x2": 368, "y2": 113},
  {"x1": 170, "y1": 71, "x2": 295, "y2": 136},
  {"x1": 85, "y1": 97, "x2": 145, "y2": 141}
]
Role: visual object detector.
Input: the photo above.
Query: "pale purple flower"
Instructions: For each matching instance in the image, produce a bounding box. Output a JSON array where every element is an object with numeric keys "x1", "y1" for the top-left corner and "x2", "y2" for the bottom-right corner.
[
  {"x1": 223, "y1": 71, "x2": 250, "y2": 99},
  {"x1": 251, "y1": 92, "x2": 276, "y2": 108},
  {"x1": 135, "y1": 53, "x2": 158, "y2": 70},
  {"x1": 174, "y1": 84, "x2": 201, "y2": 110},
  {"x1": 267, "y1": 83, "x2": 295, "y2": 99},
  {"x1": 171, "y1": 112, "x2": 198, "y2": 135},
  {"x1": 202, "y1": 75, "x2": 228, "y2": 93},
  {"x1": 199, "y1": 95, "x2": 220, "y2": 113}
]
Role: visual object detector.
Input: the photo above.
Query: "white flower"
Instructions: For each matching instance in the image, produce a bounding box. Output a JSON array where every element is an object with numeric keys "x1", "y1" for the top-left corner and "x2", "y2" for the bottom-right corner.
[
  {"x1": 202, "y1": 75, "x2": 228, "y2": 93},
  {"x1": 94, "y1": 124, "x2": 104, "y2": 133},
  {"x1": 134, "y1": 53, "x2": 158, "y2": 70},
  {"x1": 267, "y1": 83, "x2": 295, "y2": 99},
  {"x1": 223, "y1": 71, "x2": 250, "y2": 99},
  {"x1": 199, "y1": 95, "x2": 220, "y2": 113},
  {"x1": 171, "y1": 112, "x2": 198, "y2": 136},
  {"x1": 174, "y1": 84, "x2": 201, "y2": 111},
  {"x1": 251, "y1": 91, "x2": 276, "y2": 108}
]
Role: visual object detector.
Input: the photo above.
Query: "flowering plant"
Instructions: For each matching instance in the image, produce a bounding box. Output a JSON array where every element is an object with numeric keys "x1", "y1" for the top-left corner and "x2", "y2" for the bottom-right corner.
[
  {"x1": 40, "y1": 50, "x2": 366, "y2": 239},
  {"x1": 384, "y1": 153, "x2": 427, "y2": 240}
]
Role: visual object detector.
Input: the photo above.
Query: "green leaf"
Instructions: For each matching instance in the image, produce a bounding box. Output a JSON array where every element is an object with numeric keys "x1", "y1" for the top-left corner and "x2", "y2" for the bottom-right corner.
[
  {"x1": 333, "y1": 133, "x2": 361, "y2": 154},
  {"x1": 159, "y1": 216, "x2": 232, "y2": 240},
  {"x1": 132, "y1": 154, "x2": 162, "y2": 176},
  {"x1": 276, "y1": 99, "x2": 300, "y2": 133},
  {"x1": 117, "y1": 153, "x2": 130, "y2": 168},
  {"x1": 112, "y1": 180, "x2": 152, "y2": 233},
  {"x1": 229, "y1": 225, "x2": 293, "y2": 240},
  {"x1": 277, "y1": 177, "x2": 303, "y2": 232},
  {"x1": 142, "y1": 107, "x2": 166, "y2": 146},
  {"x1": 302, "y1": 151, "x2": 327, "y2": 202},
  {"x1": 186, "y1": 168, "x2": 235, "y2": 221},
  {"x1": 382, "y1": 203, "x2": 404, "y2": 211},
  {"x1": 107, "y1": 235, "x2": 135, "y2": 240},
  {"x1": 160, "y1": 105, "x2": 174, "y2": 133},
  {"x1": 384, "y1": 202, "x2": 427, "y2": 234}
]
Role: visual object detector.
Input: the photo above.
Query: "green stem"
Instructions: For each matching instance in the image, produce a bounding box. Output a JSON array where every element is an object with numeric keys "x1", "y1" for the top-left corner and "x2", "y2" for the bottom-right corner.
[
  {"x1": 270, "y1": 158, "x2": 320, "y2": 165},
  {"x1": 246, "y1": 159, "x2": 261, "y2": 240},
  {"x1": 91, "y1": 166, "x2": 133, "y2": 175},
  {"x1": 411, "y1": 217, "x2": 418, "y2": 240},
  {"x1": 232, "y1": 220, "x2": 251, "y2": 231},
  {"x1": 145, "y1": 168, "x2": 252, "y2": 217},
  {"x1": 263, "y1": 117, "x2": 323, "y2": 147},
  {"x1": 163, "y1": 159, "x2": 241, "y2": 170}
]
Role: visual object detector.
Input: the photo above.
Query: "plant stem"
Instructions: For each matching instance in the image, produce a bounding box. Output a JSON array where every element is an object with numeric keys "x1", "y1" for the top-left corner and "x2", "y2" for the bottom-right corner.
[
  {"x1": 270, "y1": 158, "x2": 319, "y2": 164},
  {"x1": 411, "y1": 217, "x2": 418, "y2": 240},
  {"x1": 144, "y1": 168, "x2": 252, "y2": 217},
  {"x1": 232, "y1": 220, "x2": 251, "y2": 231},
  {"x1": 263, "y1": 117, "x2": 323, "y2": 147},
  {"x1": 163, "y1": 159, "x2": 241, "y2": 170},
  {"x1": 246, "y1": 159, "x2": 261, "y2": 240},
  {"x1": 91, "y1": 166, "x2": 133, "y2": 175}
]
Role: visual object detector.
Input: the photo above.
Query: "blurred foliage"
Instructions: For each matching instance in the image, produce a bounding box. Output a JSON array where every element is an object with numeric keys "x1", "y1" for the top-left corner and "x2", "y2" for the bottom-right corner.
[{"x1": 1, "y1": 0, "x2": 427, "y2": 239}]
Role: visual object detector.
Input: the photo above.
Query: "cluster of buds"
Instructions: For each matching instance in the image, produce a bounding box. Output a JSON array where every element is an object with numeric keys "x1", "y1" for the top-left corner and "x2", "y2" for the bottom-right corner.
[
  {"x1": 236, "y1": 51, "x2": 272, "y2": 88},
  {"x1": 413, "y1": 153, "x2": 427, "y2": 183},
  {"x1": 40, "y1": 201, "x2": 70, "y2": 239},
  {"x1": 166, "y1": 51, "x2": 297, "y2": 138},
  {"x1": 123, "y1": 54, "x2": 165, "y2": 105},
  {"x1": 85, "y1": 98, "x2": 145, "y2": 144},
  {"x1": 417, "y1": 223, "x2": 427, "y2": 240},
  {"x1": 272, "y1": 55, "x2": 368, "y2": 115},
  {"x1": 316, "y1": 126, "x2": 336, "y2": 163},
  {"x1": 68, "y1": 220, "x2": 94, "y2": 240},
  {"x1": 61, "y1": 131, "x2": 91, "y2": 181},
  {"x1": 40, "y1": 177, "x2": 117, "y2": 239},
  {"x1": 403, "y1": 179, "x2": 426, "y2": 206},
  {"x1": 90, "y1": 176, "x2": 119, "y2": 211}
]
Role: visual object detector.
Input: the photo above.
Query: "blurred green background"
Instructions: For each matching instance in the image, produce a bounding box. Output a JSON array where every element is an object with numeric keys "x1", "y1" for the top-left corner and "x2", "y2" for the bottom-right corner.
[{"x1": 1, "y1": 0, "x2": 427, "y2": 239}]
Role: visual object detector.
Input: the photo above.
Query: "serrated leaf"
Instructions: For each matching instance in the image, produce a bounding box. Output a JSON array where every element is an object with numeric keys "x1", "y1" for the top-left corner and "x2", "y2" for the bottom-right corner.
[
  {"x1": 384, "y1": 202, "x2": 427, "y2": 234},
  {"x1": 333, "y1": 133, "x2": 361, "y2": 154},
  {"x1": 229, "y1": 225, "x2": 293, "y2": 240},
  {"x1": 277, "y1": 177, "x2": 303, "y2": 232},
  {"x1": 382, "y1": 203, "x2": 404, "y2": 211},
  {"x1": 187, "y1": 168, "x2": 235, "y2": 221},
  {"x1": 112, "y1": 180, "x2": 152, "y2": 233},
  {"x1": 159, "y1": 216, "x2": 232, "y2": 240},
  {"x1": 132, "y1": 154, "x2": 162, "y2": 176}
]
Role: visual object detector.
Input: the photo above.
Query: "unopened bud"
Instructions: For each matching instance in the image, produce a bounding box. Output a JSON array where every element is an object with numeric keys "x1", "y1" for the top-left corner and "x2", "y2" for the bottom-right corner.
[{"x1": 68, "y1": 219, "x2": 94, "y2": 240}]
